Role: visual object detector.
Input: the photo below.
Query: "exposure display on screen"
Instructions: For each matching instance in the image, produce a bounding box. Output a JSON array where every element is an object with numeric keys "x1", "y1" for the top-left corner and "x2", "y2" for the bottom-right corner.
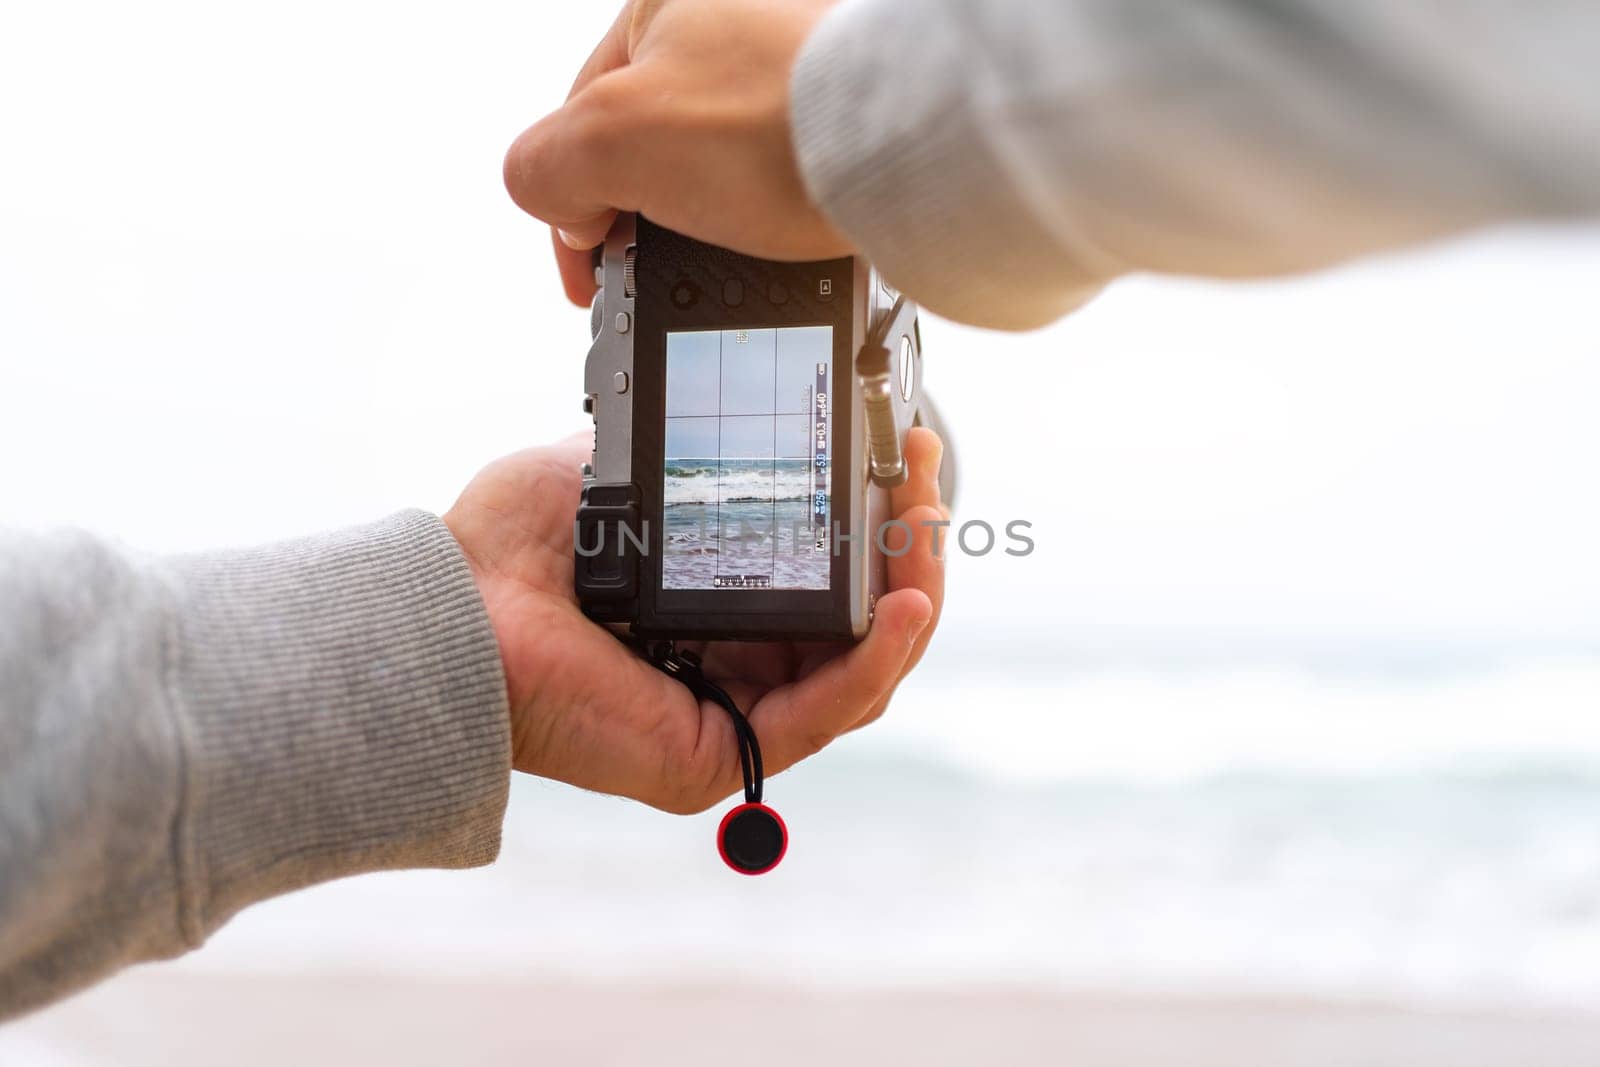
[{"x1": 662, "y1": 325, "x2": 833, "y2": 591}]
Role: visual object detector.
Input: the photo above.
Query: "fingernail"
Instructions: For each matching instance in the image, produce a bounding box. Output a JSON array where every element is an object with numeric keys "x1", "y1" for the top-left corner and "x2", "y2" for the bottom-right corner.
[
  {"x1": 558, "y1": 229, "x2": 588, "y2": 250},
  {"x1": 909, "y1": 615, "x2": 930, "y2": 644}
]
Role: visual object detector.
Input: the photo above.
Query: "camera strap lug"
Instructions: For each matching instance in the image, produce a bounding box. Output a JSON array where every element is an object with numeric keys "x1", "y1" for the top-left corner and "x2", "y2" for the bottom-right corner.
[{"x1": 856, "y1": 293, "x2": 919, "y2": 488}]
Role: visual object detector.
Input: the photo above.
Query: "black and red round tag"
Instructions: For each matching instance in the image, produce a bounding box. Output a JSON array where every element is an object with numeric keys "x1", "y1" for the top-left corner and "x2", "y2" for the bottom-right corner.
[{"x1": 716, "y1": 802, "x2": 787, "y2": 875}]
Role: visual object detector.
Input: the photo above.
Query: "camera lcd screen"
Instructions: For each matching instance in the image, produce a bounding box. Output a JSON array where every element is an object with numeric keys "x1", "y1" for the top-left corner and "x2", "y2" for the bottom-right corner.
[{"x1": 662, "y1": 325, "x2": 833, "y2": 591}]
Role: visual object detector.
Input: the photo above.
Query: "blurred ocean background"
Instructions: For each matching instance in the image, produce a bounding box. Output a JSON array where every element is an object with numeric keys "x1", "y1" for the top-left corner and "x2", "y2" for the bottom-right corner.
[
  {"x1": 135, "y1": 717, "x2": 1595, "y2": 1007},
  {"x1": 2, "y1": 0, "x2": 1599, "y2": 1061},
  {"x1": 137, "y1": 645, "x2": 1600, "y2": 1012}
]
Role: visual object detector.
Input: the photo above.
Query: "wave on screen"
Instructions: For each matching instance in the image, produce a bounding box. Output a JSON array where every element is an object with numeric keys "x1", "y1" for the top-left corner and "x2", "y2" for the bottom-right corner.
[{"x1": 663, "y1": 458, "x2": 817, "y2": 506}]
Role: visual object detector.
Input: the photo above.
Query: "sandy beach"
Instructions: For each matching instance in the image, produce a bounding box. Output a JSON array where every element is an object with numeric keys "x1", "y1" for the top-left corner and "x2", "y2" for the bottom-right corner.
[{"x1": 6, "y1": 970, "x2": 1600, "y2": 1067}]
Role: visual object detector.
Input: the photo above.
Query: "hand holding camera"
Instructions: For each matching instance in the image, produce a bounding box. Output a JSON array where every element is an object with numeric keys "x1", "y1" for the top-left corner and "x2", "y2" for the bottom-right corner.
[
  {"x1": 442, "y1": 425, "x2": 944, "y2": 819},
  {"x1": 503, "y1": 0, "x2": 846, "y2": 308}
]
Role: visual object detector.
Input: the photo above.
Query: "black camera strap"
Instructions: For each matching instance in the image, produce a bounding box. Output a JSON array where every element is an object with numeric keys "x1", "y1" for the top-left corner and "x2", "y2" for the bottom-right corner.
[
  {"x1": 642, "y1": 640, "x2": 788, "y2": 875},
  {"x1": 646, "y1": 642, "x2": 762, "y2": 803}
]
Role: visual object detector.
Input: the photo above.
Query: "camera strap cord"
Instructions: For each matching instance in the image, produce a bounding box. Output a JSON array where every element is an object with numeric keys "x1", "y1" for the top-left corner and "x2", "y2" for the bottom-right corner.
[
  {"x1": 642, "y1": 640, "x2": 788, "y2": 875},
  {"x1": 646, "y1": 642, "x2": 762, "y2": 803}
]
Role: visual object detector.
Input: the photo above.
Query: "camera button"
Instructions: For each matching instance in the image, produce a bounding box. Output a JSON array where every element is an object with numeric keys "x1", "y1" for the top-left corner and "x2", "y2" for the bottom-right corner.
[
  {"x1": 671, "y1": 279, "x2": 700, "y2": 309},
  {"x1": 614, "y1": 311, "x2": 631, "y2": 334},
  {"x1": 722, "y1": 277, "x2": 744, "y2": 308},
  {"x1": 767, "y1": 281, "x2": 789, "y2": 306},
  {"x1": 613, "y1": 371, "x2": 629, "y2": 394}
]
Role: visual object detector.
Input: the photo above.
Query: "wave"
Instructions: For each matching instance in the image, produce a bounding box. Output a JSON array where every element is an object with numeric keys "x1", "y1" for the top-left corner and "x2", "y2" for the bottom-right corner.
[
  {"x1": 664, "y1": 459, "x2": 826, "y2": 507},
  {"x1": 663, "y1": 463, "x2": 720, "y2": 479},
  {"x1": 664, "y1": 498, "x2": 814, "y2": 507}
]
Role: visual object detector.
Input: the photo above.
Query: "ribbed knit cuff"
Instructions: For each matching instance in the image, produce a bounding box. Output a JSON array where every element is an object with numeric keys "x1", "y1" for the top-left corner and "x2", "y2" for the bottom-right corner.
[
  {"x1": 161, "y1": 510, "x2": 510, "y2": 941},
  {"x1": 790, "y1": 0, "x2": 1108, "y2": 330}
]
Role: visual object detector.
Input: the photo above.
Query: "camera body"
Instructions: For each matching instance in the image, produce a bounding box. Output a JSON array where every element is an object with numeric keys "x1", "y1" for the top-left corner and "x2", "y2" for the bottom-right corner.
[{"x1": 575, "y1": 214, "x2": 923, "y2": 641}]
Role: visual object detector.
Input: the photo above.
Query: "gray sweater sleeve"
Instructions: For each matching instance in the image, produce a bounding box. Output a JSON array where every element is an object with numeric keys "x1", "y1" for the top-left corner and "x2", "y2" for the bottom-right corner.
[
  {"x1": 791, "y1": 0, "x2": 1600, "y2": 329},
  {"x1": 0, "y1": 511, "x2": 510, "y2": 1020}
]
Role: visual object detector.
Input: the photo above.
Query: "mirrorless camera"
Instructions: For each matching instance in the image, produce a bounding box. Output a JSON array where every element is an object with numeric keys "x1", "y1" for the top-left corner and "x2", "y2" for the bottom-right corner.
[{"x1": 575, "y1": 214, "x2": 932, "y2": 641}]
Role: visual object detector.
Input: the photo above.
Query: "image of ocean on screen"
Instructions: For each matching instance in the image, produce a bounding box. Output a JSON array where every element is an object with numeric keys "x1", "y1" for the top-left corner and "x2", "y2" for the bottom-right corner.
[{"x1": 662, "y1": 457, "x2": 829, "y2": 590}]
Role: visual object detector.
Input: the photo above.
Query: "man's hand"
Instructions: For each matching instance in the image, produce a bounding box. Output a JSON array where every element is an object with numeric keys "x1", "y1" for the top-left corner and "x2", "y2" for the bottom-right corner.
[
  {"x1": 443, "y1": 428, "x2": 945, "y2": 815},
  {"x1": 503, "y1": 0, "x2": 849, "y2": 308}
]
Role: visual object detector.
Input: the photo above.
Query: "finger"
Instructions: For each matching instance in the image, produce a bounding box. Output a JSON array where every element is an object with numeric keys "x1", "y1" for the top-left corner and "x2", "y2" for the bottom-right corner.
[
  {"x1": 553, "y1": 228, "x2": 601, "y2": 307},
  {"x1": 886, "y1": 503, "x2": 946, "y2": 675},
  {"x1": 749, "y1": 588, "x2": 932, "y2": 775},
  {"x1": 556, "y1": 213, "x2": 618, "y2": 253},
  {"x1": 503, "y1": 71, "x2": 640, "y2": 244},
  {"x1": 848, "y1": 438, "x2": 951, "y2": 733},
  {"x1": 535, "y1": 4, "x2": 636, "y2": 304},
  {"x1": 551, "y1": 429, "x2": 595, "y2": 463},
  {"x1": 844, "y1": 502, "x2": 946, "y2": 733},
  {"x1": 891, "y1": 426, "x2": 945, "y2": 517},
  {"x1": 887, "y1": 427, "x2": 948, "y2": 677}
]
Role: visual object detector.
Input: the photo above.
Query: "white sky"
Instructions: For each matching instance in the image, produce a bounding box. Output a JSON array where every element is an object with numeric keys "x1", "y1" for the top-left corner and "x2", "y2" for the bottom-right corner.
[{"x1": 2, "y1": 0, "x2": 1597, "y2": 652}]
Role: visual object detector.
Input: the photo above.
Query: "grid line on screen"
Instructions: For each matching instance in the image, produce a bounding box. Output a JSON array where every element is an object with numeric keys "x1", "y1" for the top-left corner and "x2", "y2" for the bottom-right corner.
[
  {"x1": 716, "y1": 328, "x2": 723, "y2": 577},
  {"x1": 772, "y1": 329, "x2": 778, "y2": 571}
]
